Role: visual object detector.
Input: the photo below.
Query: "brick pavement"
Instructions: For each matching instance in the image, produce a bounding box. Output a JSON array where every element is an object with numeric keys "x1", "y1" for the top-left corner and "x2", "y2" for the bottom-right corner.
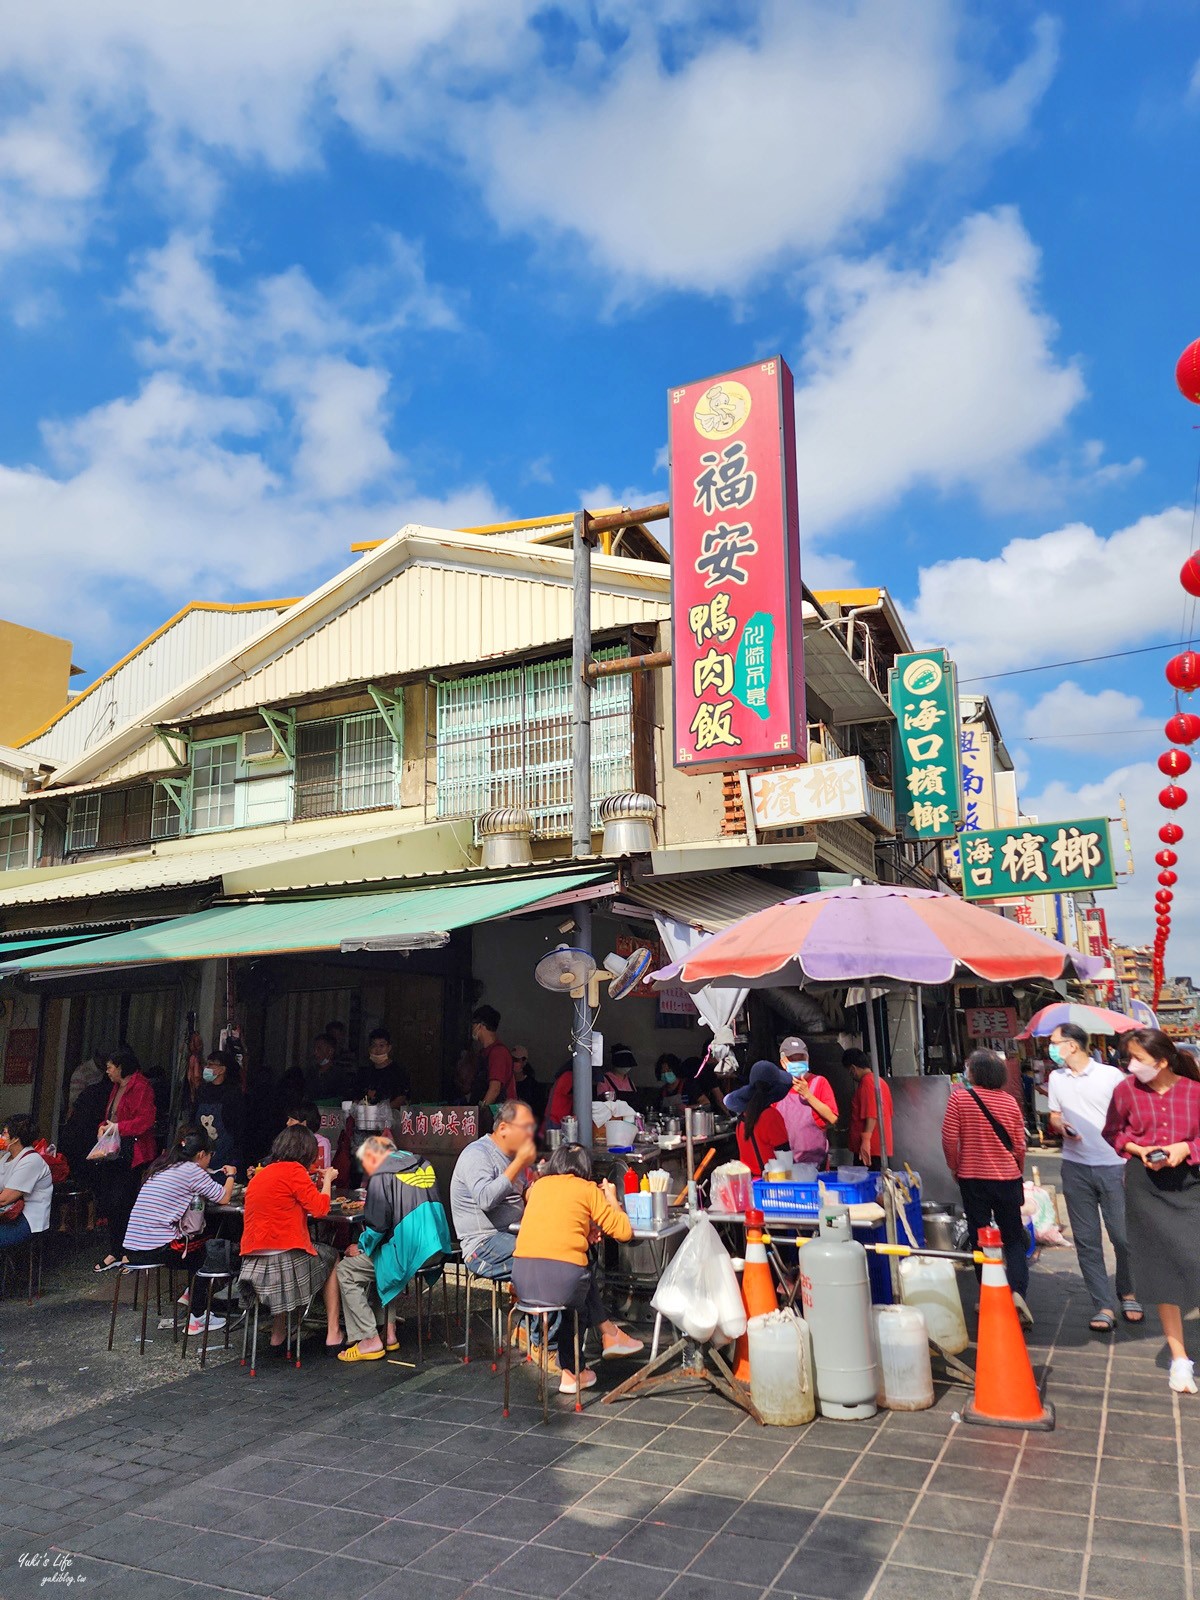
[{"x1": 1, "y1": 1240, "x2": 1197, "y2": 1600}]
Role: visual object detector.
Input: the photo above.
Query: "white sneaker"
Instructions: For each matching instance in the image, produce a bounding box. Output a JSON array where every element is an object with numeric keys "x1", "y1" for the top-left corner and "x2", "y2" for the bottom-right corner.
[
  {"x1": 1170, "y1": 1357, "x2": 1197, "y2": 1394},
  {"x1": 187, "y1": 1314, "x2": 226, "y2": 1336}
]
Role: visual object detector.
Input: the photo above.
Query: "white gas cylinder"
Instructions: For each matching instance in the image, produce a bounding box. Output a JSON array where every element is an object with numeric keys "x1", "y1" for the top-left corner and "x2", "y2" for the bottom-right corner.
[
  {"x1": 799, "y1": 1205, "x2": 878, "y2": 1420},
  {"x1": 872, "y1": 1304, "x2": 934, "y2": 1411},
  {"x1": 747, "y1": 1310, "x2": 816, "y2": 1426},
  {"x1": 898, "y1": 1255, "x2": 969, "y2": 1354}
]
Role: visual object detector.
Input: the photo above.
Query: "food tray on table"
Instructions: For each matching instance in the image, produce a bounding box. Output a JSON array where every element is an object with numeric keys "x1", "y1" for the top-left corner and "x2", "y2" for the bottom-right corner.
[{"x1": 752, "y1": 1174, "x2": 878, "y2": 1215}]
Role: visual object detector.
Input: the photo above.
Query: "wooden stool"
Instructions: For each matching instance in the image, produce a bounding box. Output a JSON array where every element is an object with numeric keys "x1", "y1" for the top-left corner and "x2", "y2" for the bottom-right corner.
[
  {"x1": 107, "y1": 1262, "x2": 179, "y2": 1356},
  {"x1": 179, "y1": 1270, "x2": 234, "y2": 1368},
  {"x1": 504, "y1": 1300, "x2": 582, "y2": 1423}
]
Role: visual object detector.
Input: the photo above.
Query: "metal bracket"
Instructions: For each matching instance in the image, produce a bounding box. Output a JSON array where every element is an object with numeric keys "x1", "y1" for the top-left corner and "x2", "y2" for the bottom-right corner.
[
  {"x1": 366, "y1": 685, "x2": 405, "y2": 752},
  {"x1": 156, "y1": 776, "x2": 191, "y2": 822},
  {"x1": 258, "y1": 706, "x2": 296, "y2": 761},
  {"x1": 154, "y1": 726, "x2": 190, "y2": 768}
]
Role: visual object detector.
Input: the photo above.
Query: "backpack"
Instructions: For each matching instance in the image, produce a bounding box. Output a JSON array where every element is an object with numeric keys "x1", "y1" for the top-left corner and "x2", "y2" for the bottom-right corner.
[{"x1": 33, "y1": 1139, "x2": 69, "y2": 1185}]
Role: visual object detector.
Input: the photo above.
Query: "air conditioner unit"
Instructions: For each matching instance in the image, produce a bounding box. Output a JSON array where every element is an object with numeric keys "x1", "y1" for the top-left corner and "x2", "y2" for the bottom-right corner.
[{"x1": 242, "y1": 727, "x2": 279, "y2": 763}]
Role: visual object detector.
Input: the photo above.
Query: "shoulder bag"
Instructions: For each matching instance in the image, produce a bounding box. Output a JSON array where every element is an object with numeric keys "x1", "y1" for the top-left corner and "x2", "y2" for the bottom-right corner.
[{"x1": 964, "y1": 1085, "x2": 1023, "y2": 1176}]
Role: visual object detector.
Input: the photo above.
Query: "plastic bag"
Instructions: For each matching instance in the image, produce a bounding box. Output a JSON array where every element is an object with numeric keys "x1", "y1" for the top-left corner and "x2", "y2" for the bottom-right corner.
[
  {"x1": 86, "y1": 1126, "x2": 122, "y2": 1161},
  {"x1": 1022, "y1": 1181, "x2": 1067, "y2": 1246},
  {"x1": 652, "y1": 1215, "x2": 746, "y2": 1343}
]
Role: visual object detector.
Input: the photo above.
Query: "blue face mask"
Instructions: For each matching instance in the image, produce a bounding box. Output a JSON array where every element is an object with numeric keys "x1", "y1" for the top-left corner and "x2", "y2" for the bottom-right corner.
[
  {"x1": 786, "y1": 1060, "x2": 809, "y2": 1078},
  {"x1": 1047, "y1": 1044, "x2": 1065, "y2": 1067},
  {"x1": 663, "y1": 1072, "x2": 678, "y2": 1087},
  {"x1": 202, "y1": 1067, "x2": 217, "y2": 1083}
]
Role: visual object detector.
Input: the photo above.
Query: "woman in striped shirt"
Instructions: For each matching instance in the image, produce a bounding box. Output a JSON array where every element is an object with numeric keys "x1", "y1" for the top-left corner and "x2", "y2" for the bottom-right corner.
[
  {"x1": 941, "y1": 1049, "x2": 1032, "y2": 1326},
  {"x1": 124, "y1": 1130, "x2": 235, "y2": 1336}
]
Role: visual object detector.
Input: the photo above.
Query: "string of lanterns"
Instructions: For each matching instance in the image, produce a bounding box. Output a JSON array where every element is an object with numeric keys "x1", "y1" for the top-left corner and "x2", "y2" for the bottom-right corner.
[{"x1": 1157, "y1": 339, "x2": 1200, "y2": 1002}]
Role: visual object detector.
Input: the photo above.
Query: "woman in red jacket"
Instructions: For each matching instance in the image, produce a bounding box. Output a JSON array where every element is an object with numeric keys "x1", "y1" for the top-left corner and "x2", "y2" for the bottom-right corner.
[
  {"x1": 93, "y1": 1045, "x2": 158, "y2": 1272},
  {"x1": 238, "y1": 1126, "x2": 344, "y2": 1355}
]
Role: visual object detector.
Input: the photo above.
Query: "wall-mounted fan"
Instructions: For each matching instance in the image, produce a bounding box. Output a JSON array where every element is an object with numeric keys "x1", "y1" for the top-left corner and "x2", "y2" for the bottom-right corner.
[
  {"x1": 534, "y1": 946, "x2": 597, "y2": 996},
  {"x1": 603, "y1": 947, "x2": 654, "y2": 1000}
]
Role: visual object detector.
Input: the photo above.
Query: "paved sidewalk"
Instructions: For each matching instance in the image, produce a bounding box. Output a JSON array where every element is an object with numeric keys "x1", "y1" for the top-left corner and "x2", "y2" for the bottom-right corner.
[{"x1": 2, "y1": 1241, "x2": 1197, "y2": 1600}]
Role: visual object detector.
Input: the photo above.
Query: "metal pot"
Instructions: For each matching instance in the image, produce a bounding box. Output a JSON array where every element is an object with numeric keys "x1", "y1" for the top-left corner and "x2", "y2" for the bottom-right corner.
[
  {"x1": 546, "y1": 1128, "x2": 562, "y2": 1151},
  {"x1": 921, "y1": 1204, "x2": 958, "y2": 1254},
  {"x1": 690, "y1": 1110, "x2": 715, "y2": 1139}
]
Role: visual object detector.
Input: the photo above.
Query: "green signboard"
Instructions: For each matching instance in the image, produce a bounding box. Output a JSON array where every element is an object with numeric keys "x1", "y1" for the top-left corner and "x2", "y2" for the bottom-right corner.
[
  {"x1": 959, "y1": 816, "x2": 1116, "y2": 901},
  {"x1": 888, "y1": 649, "x2": 962, "y2": 841}
]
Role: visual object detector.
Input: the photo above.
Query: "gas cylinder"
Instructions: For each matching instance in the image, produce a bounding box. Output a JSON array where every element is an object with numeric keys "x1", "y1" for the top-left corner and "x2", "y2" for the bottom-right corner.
[{"x1": 799, "y1": 1204, "x2": 878, "y2": 1419}]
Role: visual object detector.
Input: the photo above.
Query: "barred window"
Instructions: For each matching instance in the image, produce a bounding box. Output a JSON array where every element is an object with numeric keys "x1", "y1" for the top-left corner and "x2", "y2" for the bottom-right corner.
[
  {"x1": 435, "y1": 652, "x2": 634, "y2": 836},
  {"x1": 66, "y1": 784, "x2": 182, "y2": 852},
  {"x1": 294, "y1": 712, "x2": 396, "y2": 820},
  {"x1": 192, "y1": 739, "x2": 238, "y2": 832},
  {"x1": 0, "y1": 812, "x2": 29, "y2": 871}
]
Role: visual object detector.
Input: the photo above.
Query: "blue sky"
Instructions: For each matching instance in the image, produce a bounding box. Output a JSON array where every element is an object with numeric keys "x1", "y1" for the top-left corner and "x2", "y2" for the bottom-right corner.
[{"x1": 1, "y1": 0, "x2": 1199, "y2": 969}]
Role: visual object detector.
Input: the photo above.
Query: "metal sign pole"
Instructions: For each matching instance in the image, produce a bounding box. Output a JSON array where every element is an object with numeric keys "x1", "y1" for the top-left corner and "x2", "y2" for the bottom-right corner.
[
  {"x1": 571, "y1": 510, "x2": 595, "y2": 1147},
  {"x1": 864, "y1": 992, "x2": 900, "y2": 1294}
]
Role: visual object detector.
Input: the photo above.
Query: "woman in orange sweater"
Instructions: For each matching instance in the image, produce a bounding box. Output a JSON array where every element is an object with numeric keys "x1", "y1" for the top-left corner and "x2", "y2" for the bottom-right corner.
[
  {"x1": 512, "y1": 1144, "x2": 643, "y2": 1394},
  {"x1": 238, "y1": 1126, "x2": 344, "y2": 1355}
]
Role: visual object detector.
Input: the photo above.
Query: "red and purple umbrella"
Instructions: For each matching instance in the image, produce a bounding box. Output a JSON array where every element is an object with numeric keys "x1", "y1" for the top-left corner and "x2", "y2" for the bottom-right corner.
[
  {"x1": 1016, "y1": 1003, "x2": 1137, "y2": 1040},
  {"x1": 655, "y1": 883, "x2": 1103, "y2": 991}
]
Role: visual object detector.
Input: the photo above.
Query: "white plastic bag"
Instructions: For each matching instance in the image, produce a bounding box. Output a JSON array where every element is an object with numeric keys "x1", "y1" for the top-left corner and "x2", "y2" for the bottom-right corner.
[
  {"x1": 652, "y1": 1215, "x2": 746, "y2": 1343},
  {"x1": 1022, "y1": 1180, "x2": 1067, "y2": 1246}
]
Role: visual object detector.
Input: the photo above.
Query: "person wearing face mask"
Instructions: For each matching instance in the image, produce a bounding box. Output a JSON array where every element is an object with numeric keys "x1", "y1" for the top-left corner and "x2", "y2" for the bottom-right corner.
[
  {"x1": 1045, "y1": 1022, "x2": 1140, "y2": 1333},
  {"x1": 1104, "y1": 1028, "x2": 1200, "y2": 1395},
  {"x1": 655, "y1": 1054, "x2": 685, "y2": 1116},
  {"x1": 358, "y1": 1028, "x2": 411, "y2": 1110},
  {"x1": 185, "y1": 1049, "x2": 247, "y2": 1177},
  {"x1": 776, "y1": 1038, "x2": 839, "y2": 1167}
]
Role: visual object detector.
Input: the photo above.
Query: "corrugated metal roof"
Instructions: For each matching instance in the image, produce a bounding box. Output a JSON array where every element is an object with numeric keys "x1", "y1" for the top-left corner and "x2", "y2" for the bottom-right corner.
[
  {"x1": 21, "y1": 602, "x2": 294, "y2": 765},
  {"x1": 0, "y1": 816, "x2": 474, "y2": 907},
  {"x1": 620, "y1": 870, "x2": 798, "y2": 933}
]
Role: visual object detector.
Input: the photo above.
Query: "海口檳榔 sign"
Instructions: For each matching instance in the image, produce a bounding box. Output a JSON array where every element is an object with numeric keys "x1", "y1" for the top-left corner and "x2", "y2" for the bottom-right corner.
[
  {"x1": 669, "y1": 358, "x2": 805, "y2": 771},
  {"x1": 959, "y1": 816, "x2": 1116, "y2": 901},
  {"x1": 888, "y1": 649, "x2": 962, "y2": 840}
]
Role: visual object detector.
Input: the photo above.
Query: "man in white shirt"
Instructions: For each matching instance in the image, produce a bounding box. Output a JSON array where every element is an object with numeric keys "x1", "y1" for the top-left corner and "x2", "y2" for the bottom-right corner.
[
  {"x1": 1046, "y1": 1023, "x2": 1140, "y2": 1331},
  {"x1": 0, "y1": 1114, "x2": 54, "y2": 1249}
]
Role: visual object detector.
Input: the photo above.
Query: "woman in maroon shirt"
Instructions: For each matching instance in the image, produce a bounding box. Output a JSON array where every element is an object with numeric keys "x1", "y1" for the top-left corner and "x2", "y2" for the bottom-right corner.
[{"x1": 1104, "y1": 1028, "x2": 1200, "y2": 1395}]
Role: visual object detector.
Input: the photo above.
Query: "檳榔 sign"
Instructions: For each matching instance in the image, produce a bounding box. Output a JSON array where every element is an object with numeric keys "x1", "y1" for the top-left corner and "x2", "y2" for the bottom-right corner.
[
  {"x1": 889, "y1": 649, "x2": 962, "y2": 840},
  {"x1": 959, "y1": 816, "x2": 1116, "y2": 901},
  {"x1": 749, "y1": 756, "x2": 870, "y2": 830},
  {"x1": 669, "y1": 358, "x2": 805, "y2": 771}
]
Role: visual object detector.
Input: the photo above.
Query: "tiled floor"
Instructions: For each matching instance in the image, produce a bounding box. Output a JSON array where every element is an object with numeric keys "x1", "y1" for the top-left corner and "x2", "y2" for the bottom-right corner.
[{"x1": 1, "y1": 1246, "x2": 1196, "y2": 1600}]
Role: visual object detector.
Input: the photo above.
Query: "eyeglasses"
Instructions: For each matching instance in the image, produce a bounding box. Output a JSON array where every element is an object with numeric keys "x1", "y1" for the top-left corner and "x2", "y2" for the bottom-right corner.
[{"x1": 513, "y1": 1056, "x2": 528, "y2": 1064}]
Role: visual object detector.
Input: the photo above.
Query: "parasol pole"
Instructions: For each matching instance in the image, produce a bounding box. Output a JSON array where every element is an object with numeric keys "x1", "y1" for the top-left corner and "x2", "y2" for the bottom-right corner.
[{"x1": 864, "y1": 992, "x2": 900, "y2": 1295}]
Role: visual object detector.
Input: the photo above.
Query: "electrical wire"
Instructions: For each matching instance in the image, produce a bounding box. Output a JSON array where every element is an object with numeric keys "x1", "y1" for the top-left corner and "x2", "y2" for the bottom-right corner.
[{"x1": 960, "y1": 640, "x2": 1198, "y2": 684}]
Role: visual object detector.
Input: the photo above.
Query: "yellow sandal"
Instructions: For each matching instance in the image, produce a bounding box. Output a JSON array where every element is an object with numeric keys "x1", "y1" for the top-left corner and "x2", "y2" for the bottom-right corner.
[{"x1": 337, "y1": 1343, "x2": 385, "y2": 1362}]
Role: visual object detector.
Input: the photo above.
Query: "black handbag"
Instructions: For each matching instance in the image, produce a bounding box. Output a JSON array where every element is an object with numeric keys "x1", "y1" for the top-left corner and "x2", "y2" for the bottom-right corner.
[{"x1": 965, "y1": 1085, "x2": 1023, "y2": 1176}]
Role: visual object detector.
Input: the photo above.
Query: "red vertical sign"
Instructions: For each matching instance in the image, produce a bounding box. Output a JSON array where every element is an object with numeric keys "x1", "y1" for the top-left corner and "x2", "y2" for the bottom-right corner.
[{"x1": 669, "y1": 357, "x2": 806, "y2": 771}]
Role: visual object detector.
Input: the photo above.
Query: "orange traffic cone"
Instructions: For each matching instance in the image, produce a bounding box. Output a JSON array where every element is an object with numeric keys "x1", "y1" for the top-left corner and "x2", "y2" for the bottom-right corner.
[
  {"x1": 733, "y1": 1208, "x2": 778, "y2": 1383},
  {"x1": 963, "y1": 1224, "x2": 1054, "y2": 1431}
]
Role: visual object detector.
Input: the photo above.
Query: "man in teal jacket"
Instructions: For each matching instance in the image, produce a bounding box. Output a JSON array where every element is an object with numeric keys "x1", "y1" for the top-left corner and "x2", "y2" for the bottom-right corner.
[{"x1": 337, "y1": 1136, "x2": 452, "y2": 1362}]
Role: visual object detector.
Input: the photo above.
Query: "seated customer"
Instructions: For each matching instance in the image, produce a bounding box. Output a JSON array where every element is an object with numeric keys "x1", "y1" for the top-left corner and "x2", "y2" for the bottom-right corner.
[
  {"x1": 336, "y1": 1135, "x2": 453, "y2": 1363},
  {"x1": 0, "y1": 1115, "x2": 54, "y2": 1252},
  {"x1": 449, "y1": 1100, "x2": 538, "y2": 1280},
  {"x1": 238, "y1": 1127, "x2": 344, "y2": 1355},
  {"x1": 726, "y1": 1061, "x2": 793, "y2": 1178},
  {"x1": 512, "y1": 1144, "x2": 643, "y2": 1394},
  {"x1": 286, "y1": 1102, "x2": 332, "y2": 1168},
  {"x1": 124, "y1": 1129, "x2": 236, "y2": 1335}
]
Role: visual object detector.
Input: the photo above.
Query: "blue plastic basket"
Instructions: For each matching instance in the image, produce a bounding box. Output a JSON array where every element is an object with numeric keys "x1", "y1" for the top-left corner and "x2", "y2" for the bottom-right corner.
[{"x1": 752, "y1": 1174, "x2": 878, "y2": 1215}]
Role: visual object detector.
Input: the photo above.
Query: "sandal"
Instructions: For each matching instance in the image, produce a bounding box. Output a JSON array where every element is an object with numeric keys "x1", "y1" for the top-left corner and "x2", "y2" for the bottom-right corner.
[
  {"x1": 1090, "y1": 1310, "x2": 1117, "y2": 1332},
  {"x1": 93, "y1": 1257, "x2": 123, "y2": 1273},
  {"x1": 337, "y1": 1343, "x2": 384, "y2": 1362},
  {"x1": 1120, "y1": 1297, "x2": 1144, "y2": 1324}
]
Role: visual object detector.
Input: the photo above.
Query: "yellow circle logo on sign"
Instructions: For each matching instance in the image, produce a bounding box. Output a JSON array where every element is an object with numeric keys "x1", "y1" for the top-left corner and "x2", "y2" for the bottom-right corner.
[
  {"x1": 693, "y1": 381, "x2": 752, "y2": 439},
  {"x1": 901, "y1": 658, "x2": 943, "y2": 695}
]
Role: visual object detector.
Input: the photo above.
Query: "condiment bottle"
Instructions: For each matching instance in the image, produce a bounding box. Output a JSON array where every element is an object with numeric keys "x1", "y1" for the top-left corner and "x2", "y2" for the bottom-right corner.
[
  {"x1": 624, "y1": 1168, "x2": 639, "y2": 1194},
  {"x1": 640, "y1": 1174, "x2": 650, "y2": 1192}
]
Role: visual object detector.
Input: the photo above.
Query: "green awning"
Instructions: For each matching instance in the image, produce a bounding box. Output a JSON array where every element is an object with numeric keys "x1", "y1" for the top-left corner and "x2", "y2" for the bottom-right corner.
[
  {"x1": 0, "y1": 932, "x2": 116, "y2": 956},
  {"x1": 0, "y1": 869, "x2": 612, "y2": 975}
]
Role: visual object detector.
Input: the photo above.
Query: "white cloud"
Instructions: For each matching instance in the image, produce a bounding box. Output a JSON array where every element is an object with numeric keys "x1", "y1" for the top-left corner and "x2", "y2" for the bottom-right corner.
[
  {"x1": 791, "y1": 209, "x2": 1086, "y2": 532},
  {"x1": 1020, "y1": 681, "x2": 1152, "y2": 755},
  {"x1": 286, "y1": 358, "x2": 396, "y2": 500},
  {"x1": 905, "y1": 506, "x2": 1193, "y2": 677},
  {"x1": 1023, "y1": 761, "x2": 1194, "y2": 973},
  {"x1": 477, "y1": 5, "x2": 1056, "y2": 293}
]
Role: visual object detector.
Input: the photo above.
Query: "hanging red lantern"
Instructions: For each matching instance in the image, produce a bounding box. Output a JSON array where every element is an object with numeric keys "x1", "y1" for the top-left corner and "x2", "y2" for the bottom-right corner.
[
  {"x1": 1183, "y1": 552, "x2": 1200, "y2": 597},
  {"x1": 1177, "y1": 338, "x2": 1200, "y2": 403},
  {"x1": 1165, "y1": 653, "x2": 1200, "y2": 692},
  {"x1": 1166, "y1": 712, "x2": 1200, "y2": 745},
  {"x1": 1160, "y1": 785, "x2": 1189, "y2": 810},
  {"x1": 1161, "y1": 822, "x2": 1185, "y2": 844},
  {"x1": 1156, "y1": 849, "x2": 1179, "y2": 867},
  {"x1": 1159, "y1": 870, "x2": 1179, "y2": 886},
  {"x1": 1160, "y1": 749, "x2": 1193, "y2": 777}
]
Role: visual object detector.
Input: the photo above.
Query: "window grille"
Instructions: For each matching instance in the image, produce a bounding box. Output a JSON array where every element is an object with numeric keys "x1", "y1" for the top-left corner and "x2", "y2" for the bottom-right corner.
[
  {"x1": 294, "y1": 712, "x2": 395, "y2": 820},
  {"x1": 67, "y1": 793, "x2": 101, "y2": 852},
  {"x1": 192, "y1": 739, "x2": 238, "y2": 832},
  {"x1": 435, "y1": 651, "x2": 634, "y2": 836},
  {"x1": 0, "y1": 812, "x2": 29, "y2": 871},
  {"x1": 151, "y1": 785, "x2": 182, "y2": 840},
  {"x1": 66, "y1": 784, "x2": 182, "y2": 852}
]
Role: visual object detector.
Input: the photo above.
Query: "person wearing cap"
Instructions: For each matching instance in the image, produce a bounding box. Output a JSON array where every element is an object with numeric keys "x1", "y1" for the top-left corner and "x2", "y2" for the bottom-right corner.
[
  {"x1": 776, "y1": 1038, "x2": 839, "y2": 1167},
  {"x1": 726, "y1": 1062, "x2": 794, "y2": 1178}
]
